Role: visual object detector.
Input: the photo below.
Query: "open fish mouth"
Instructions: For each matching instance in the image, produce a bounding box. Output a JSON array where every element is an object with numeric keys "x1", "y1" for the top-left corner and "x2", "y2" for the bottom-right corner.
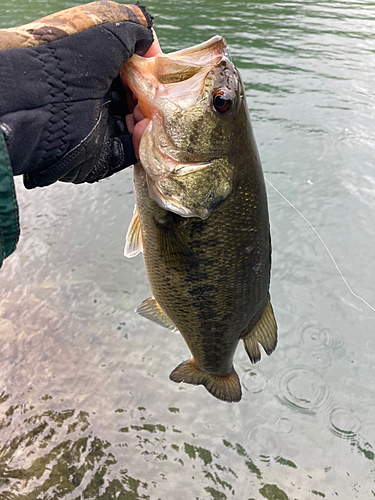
[{"x1": 124, "y1": 35, "x2": 229, "y2": 118}]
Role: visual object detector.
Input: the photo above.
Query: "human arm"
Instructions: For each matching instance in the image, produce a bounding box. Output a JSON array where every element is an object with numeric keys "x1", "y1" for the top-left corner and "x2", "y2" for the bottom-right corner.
[
  {"x1": 0, "y1": 1, "x2": 155, "y2": 188},
  {"x1": 0, "y1": 2, "x2": 160, "y2": 267}
]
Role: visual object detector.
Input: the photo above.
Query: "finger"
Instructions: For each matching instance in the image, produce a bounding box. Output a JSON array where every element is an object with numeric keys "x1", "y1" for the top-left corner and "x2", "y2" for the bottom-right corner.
[
  {"x1": 144, "y1": 28, "x2": 163, "y2": 57},
  {"x1": 120, "y1": 72, "x2": 138, "y2": 111},
  {"x1": 126, "y1": 113, "x2": 135, "y2": 133},
  {"x1": 133, "y1": 104, "x2": 145, "y2": 124},
  {"x1": 120, "y1": 72, "x2": 130, "y2": 90},
  {"x1": 126, "y1": 88, "x2": 136, "y2": 113},
  {"x1": 132, "y1": 117, "x2": 150, "y2": 159}
]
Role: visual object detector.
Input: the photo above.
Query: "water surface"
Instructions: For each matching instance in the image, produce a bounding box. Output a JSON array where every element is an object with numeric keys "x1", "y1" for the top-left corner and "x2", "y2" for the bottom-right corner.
[{"x1": 1, "y1": 1, "x2": 374, "y2": 498}]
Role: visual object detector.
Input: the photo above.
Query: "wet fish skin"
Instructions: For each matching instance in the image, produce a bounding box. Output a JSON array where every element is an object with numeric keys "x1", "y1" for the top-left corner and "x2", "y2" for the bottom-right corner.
[{"x1": 124, "y1": 37, "x2": 277, "y2": 402}]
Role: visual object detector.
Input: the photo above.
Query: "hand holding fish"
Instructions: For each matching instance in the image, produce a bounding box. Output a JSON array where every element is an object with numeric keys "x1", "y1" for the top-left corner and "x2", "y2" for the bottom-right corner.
[
  {"x1": 0, "y1": 2, "x2": 156, "y2": 188},
  {"x1": 122, "y1": 29, "x2": 163, "y2": 159}
]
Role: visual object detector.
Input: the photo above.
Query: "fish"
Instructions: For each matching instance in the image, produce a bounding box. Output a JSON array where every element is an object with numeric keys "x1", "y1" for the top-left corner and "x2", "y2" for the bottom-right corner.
[{"x1": 122, "y1": 36, "x2": 277, "y2": 403}]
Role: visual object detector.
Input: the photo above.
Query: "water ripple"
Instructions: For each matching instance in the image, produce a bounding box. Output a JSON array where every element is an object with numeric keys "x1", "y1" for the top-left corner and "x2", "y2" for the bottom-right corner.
[
  {"x1": 241, "y1": 368, "x2": 267, "y2": 394},
  {"x1": 248, "y1": 425, "x2": 281, "y2": 461},
  {"x1": 274, "y1": 366, "x2": 330, "y2": 414},
  {"x1": 301, "y1": 322, "x2": 343, "y2": 350},
  {"x1": 306, "y1": 350, "x2": 332, "y2": 369},
  {"x1": 328, "y1": 407, "x2": 361, "y2": 441},
  {"x1": 276, "y1": 417, "x2": 294, "y2": 434}
]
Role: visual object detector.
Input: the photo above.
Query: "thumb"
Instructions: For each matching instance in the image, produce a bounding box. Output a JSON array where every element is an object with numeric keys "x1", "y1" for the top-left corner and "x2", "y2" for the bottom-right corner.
[{"x1": 132, "y1": 118, "x2": 150, "y2": 159}]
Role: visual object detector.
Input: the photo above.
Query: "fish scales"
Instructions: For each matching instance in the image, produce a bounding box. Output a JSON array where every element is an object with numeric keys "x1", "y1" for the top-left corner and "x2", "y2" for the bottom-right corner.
[{"x1": 123, "y1": 36, "x2": 277, "y2": 402}]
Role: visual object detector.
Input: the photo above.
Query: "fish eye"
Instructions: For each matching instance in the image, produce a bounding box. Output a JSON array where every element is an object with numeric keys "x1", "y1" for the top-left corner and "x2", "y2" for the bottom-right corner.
[{"x1": 213, "y1": 90, "x2": 233, "y2": 114}]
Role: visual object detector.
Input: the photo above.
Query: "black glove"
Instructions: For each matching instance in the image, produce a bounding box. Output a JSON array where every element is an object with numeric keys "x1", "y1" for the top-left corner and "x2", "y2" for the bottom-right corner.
[{"x1": 0, "y1": 11, "x2": 153, "y2": 188}]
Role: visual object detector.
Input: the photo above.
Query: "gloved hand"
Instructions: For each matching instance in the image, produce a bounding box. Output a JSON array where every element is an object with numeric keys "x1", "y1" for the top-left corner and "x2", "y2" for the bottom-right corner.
[{"x1": 0, "y1": 1, "x2": 154, "y2": 188}]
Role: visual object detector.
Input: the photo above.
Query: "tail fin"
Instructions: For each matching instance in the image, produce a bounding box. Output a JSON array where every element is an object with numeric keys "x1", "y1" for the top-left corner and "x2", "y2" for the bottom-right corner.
[{"x1": 169, "y1": 358, "x2": 242, "y2": 403}]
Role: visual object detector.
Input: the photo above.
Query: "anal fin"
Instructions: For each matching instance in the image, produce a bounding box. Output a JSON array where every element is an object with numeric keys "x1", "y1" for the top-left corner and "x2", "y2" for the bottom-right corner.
[
  {"x1": 242, "y1": 295, "x2": 278, "y2": 364},
  {"x1": 124, "y1": 206, "x2": 142, "y2": 258},
  {"x1": 169, "y1": 358, "x2": 242, "y2": 403},
  {"x1": 136, "y1": 297, "x2": 179, "y2": 333}
]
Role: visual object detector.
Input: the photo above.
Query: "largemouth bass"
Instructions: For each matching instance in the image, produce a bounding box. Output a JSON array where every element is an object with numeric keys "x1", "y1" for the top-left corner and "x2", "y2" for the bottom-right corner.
[{"x1": 122, "y1": 36, "x2": 277, "y2": 403}]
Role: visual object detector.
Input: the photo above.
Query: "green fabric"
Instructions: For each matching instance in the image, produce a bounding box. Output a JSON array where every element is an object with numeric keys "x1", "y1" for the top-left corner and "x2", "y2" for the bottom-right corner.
[{"x1": 0, "y1": 129, "x2": 19, "y2": 268}]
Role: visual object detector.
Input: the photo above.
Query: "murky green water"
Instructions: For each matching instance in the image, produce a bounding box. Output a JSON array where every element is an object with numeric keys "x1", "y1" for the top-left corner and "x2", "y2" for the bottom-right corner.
[{"x1": 1, "y1": 0, "x2": 375, "y2": 498}]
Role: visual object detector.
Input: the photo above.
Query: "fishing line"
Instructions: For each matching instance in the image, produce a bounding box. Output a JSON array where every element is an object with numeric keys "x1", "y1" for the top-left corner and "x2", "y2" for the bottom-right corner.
[{"x1": 265, "y1": 177, "x2": 375, "y2": 314}]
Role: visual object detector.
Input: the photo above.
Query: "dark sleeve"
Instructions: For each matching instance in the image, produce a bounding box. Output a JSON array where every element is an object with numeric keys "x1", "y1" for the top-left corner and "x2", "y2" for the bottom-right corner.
[{"x1": 0, "y1": 128, "x2": 19, "y2": 267}]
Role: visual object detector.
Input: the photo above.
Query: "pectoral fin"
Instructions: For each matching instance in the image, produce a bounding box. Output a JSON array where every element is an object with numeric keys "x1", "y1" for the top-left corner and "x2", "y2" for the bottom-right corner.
[
  {"x1": 153, "y1": 213, "x2": 195, "y2": 267},
  {"x1": 124, "y1": 206, "x2": 142, "y2": 258},
  {"x1": 169, "y1": 358, "x2": 242, "y2": 403},
  {"x1": 242, "y1": 296, "x2": 278, "y2": 364},
  {"x1": 136, "y1": 297, "x2": 179, "y2": 333}
]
